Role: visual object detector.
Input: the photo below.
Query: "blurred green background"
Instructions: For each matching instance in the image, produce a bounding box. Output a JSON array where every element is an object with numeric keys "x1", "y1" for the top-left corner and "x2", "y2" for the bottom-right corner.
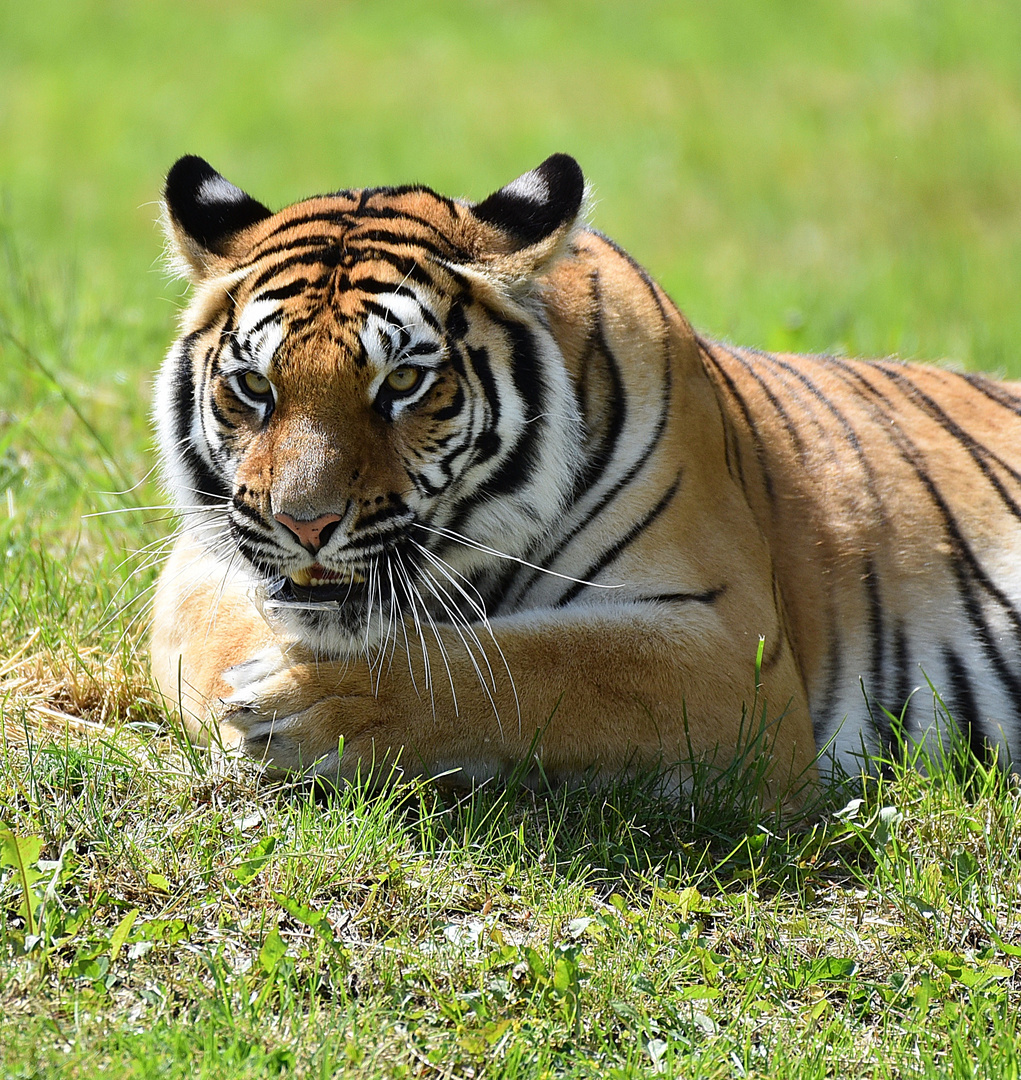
[
  {"x1": 1, "y1": 0, "x2": 1020, "y2": 651},
  {"x1": 4, "y1": 0, "x2": 1020, "y2": 368}
]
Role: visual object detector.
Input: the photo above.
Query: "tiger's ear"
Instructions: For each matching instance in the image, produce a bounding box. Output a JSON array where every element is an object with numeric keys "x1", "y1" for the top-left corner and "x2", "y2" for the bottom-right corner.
[
  {"x1": 468, "y1": 154, "x2": 586, "y2": 279},
  {"x1": 162, "y1": 156, "x2": 272, "y2": 280}
]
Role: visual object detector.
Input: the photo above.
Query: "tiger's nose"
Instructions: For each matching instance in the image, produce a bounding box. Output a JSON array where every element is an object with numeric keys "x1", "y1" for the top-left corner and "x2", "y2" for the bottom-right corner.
[{"x1": 274, "y1": 512, "x2": 343, "y2": 555}]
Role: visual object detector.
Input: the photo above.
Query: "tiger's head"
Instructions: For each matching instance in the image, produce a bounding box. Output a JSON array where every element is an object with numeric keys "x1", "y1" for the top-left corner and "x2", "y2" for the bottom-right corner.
[{"x1": 156, "y1": 155, "x2": 586, "y2": 654}]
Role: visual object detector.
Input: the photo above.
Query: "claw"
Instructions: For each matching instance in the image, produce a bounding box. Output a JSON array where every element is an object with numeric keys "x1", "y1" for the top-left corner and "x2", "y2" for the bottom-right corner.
[
  {"x1": 223, "y1": 646, "x2": 288, "y2": 691},
  {"x1": 236, "y1": 720, "x2": 282, "y2": 743},
  {"x1": 221, "y1": 695, "x2": 254, "y2": 711},
  {"x1": 221, "y1": 691, "x2": 257, "y2": 711}
]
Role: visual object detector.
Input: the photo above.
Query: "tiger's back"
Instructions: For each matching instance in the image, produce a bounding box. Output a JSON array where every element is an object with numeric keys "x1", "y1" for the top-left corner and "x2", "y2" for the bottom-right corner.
[{"x1": 705, "y1": 342, "x2": 1021, "y2": 768}]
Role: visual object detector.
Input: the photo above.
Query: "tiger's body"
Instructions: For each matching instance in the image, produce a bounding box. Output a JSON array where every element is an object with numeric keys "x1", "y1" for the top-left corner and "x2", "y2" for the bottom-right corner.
[{"x1": 149, "y1": 154, "x2": 1021, "y2": 800}]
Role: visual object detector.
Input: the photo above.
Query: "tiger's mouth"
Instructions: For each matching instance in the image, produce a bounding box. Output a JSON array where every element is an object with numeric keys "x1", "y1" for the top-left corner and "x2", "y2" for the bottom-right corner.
[{"x1": 267, "y1": 563, "x2": 367, "y2": 605}]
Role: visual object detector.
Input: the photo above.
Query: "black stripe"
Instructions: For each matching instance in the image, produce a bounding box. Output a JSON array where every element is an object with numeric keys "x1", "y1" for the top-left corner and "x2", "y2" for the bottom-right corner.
[
  {"x1": 170, "y1": 338, "x2": 231, "y2": 506},
  {"x1": 829, "y1": 360, "x2": 1021, "y2": 648},
  {"x1": 809, "y1": 358, "x2": 1021, "y2": 738},
  {"x1": 347, "y1": 229, "x2": 453, "y2": 261},
  {"x1": 258, "y1": 210, "x2": 353, "y2": 244},
  {"x1": 171, "y1": 334, "x2": 201, "y2": 451},
  {"x1": 570, "y1": 271, "x2": 627, "y2": 500},
  {"x1": 407, "y1": 469, "x2": 443, "y2": 497},
  {"x1": 355, "y1": 263, "x2": 442, "y2": 297},
  {"x1": 244, "y1": 233, "x2": 353, "y2": 265},
  {"x1": 446, "y1": 300, "x2": 468, "y2": 340},
  {"x1": 232, "y1": 519, "x2": 277, "y2": 547},
  {"x1": 178, "y1": 443, "x2": 230, "y2": 505},
  {"x1": 512, "y1": 307, "x2": 673, "y2": 604},
  {"x1": 891, "y1": 619, "x2": 914, "y2": 735},
  {"x1": 846, "y1": 369, "x2": 1021, "y2": 714},
  {"x1": 405, "y1": 341, "x2": 441, "y2": 358},
  {"x1": 462, "y1": 344, "x2": 501, "y2": 467},
  {"x1": 354, "y1": 201, "x2": 460, "y2": 230},
  {"x1": 871, "y1": 362, "x2": 1021, "y2": 521},
  {"x1": 231, "y1": 498, "x2": 268, "y2": 528},
  {"x1": 589, "y1": 229, "x2": 673, "y2": 319},
  {"x1": 358, "y1": 279, "x2": 441, "y2": 329},
  {"x1": 962, "y1": 371, "x2": 1021, "y2": 415},
  {"x1": 556, "y1": 471, "x2": 683, "y2": 606},
  {"x1": 716, "y1": 344, "x2": 810, "y2": 463},
  {"x1": 817, "y1": 621, "x2": 843, "y2": 745},
  {"x1": 346, "y1": 527, "x2": 408, "y2": 552},
  {"x1": 471, "y1": 319, "x2": 545, "y2": 498},
  {"x1": 353, "y1": 503, "x2": 410, "y2": 533},
  {"x1": 636, "y1": 586, "x2": 726, "y2": 605},
  {"x1": 255, "y1": 277, "x2": 326, "y2": 304},
  {"x1": 862, "y1": 555, "x2": 885, "y2": 712},
  {"x1": 241, "y1": 237, "x2": 360, "y2": 275},
  {"x1": 745, "y1": 349, "x2": 887, "y2": 526},
  {"x1": 699, "y1": 340, "x2": 775, "y2": 503},
  {"x1": 249, "y1": 200, "x2": 461, "y2": 257},
  {"x1": 208, "y1": 397, "x2": 238, "y2": 430},
  {"x1": 445, "y1": 317, "x2": 550, "y2": 533},
  {"x1": 248, "y1": 247, "x2": 345, "y2": 292},
  {"x1": 431, "y1": 385, "x2": 465, "y2": 422},
  {"x1": 943, "y1": 646, "x2": 988, "y2": 763}
]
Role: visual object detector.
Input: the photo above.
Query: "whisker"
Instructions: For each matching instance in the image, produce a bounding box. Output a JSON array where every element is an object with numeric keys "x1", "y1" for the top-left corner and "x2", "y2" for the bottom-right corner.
[
  {"x1": 104, "y1": 527, "x2": 243, "y2": 644},
  {"x1": 94, "y1": 461, "x2": 163, "y2": 497},
  {"x1": 201, "y1": 545, "x2": 246, "y2": 649},
  {"x1": 395, "y1": 550, "x2": 435, "y2": 717},
  {"x1": 418, "y1": 565, "x2": 501, "y2": 734},
  {"x1": 410, "y1": 575, "x2": 459, "y2": 718},
  {"x1": 389, "y1": 559, "x2": 421, "y2": 699},
  {"x1": 83, "y1": 502, "x2": 228, "y2": 520},
  {"x1": 374, "y1": 558, "x2": 400, "y2": 694},
  {"x1": 416, "y1": 562, "x2": 498, "y2": 694},
  {"x1": 363, "y1": 555, "x2": 380, "y2": 668},
  {"x1": 412, "y1": 541, "x2": 521, "y2": 729},
  {"x1": 414, "y1": 522, "x2": 625, "y2": 590},
  {"x1": 108, "y1": 536, "x2": 236, "y2": 654}
]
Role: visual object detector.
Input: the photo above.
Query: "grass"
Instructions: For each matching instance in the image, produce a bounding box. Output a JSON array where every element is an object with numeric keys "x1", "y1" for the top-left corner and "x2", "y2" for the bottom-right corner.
[
  {"x1": 3, "y1": 727, "x2": 1020, "y2": 1077},
  {"x1": 2, "y1": 0, "x2": 1021, "y2": 1076}
]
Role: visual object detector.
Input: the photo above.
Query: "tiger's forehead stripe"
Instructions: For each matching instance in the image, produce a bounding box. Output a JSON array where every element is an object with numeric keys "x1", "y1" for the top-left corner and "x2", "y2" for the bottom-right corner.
[
  {"x1": 235, "y1": 237, "x2": 459, "y2": 311},
  {"x1": 238, "y1": 191, "x2": 466, "y2": 266}
]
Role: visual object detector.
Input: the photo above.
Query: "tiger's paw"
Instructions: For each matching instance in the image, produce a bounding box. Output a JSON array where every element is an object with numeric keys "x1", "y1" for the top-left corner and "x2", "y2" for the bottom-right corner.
[{"x1": 220, "y1": 645, "x2": 383, "y2": 777}]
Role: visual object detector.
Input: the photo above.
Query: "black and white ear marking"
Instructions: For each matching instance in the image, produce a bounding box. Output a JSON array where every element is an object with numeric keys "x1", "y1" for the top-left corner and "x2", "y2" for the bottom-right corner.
[
  {"x1": 163, "y1": 155, "x2": 272, "y2": 257},
  {"x1": 473, "y1": 154, "x2": 585, "y2": 247}
]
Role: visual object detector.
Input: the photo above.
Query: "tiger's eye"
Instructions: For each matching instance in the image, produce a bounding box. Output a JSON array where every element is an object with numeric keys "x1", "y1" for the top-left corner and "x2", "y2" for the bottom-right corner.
[
  {"x1": 386, "y1": 366, "x2": 421, "y2": 394},
  {"x1": 242, "y1": 371, "x2": 272, "y2": 397}
]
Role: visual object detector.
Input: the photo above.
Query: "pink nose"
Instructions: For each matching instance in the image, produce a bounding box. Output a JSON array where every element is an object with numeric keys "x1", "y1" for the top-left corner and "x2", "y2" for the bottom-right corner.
[{"x1": 274, "y1": 512, "x2": 343, "y2": 554}]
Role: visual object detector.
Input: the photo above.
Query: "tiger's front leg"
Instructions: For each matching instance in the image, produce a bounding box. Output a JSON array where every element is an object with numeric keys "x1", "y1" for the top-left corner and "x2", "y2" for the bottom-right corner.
[
  {"x1": 218, "y1": 608, "x2": 817, "y2": 804},
  {"x1": 152, "y1": 548, "x2": 813, "y2": 803}
]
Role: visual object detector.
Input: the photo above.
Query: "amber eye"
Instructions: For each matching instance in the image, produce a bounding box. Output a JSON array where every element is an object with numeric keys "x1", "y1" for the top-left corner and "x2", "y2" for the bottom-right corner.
[
  {"x1": 241, "y1": 371, "x2": 272, "y2": 398},
  {"x1": 385, "y1": 366, "x2": 421, "y2": 395}
]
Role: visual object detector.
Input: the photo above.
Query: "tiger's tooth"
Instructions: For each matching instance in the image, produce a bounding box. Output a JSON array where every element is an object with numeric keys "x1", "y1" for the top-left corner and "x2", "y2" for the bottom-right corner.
[
  {"x1": 315, "y1": 567, "x2": 366, "y2": 585},
  {"x1": 288, "y1": 565, "x2": 366, "y2": 587}
]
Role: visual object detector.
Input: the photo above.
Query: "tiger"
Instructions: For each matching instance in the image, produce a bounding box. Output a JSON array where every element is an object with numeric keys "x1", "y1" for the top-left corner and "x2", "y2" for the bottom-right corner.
[{"x1": 149, "y1": 152, "x2": 1021, "y2": 805}]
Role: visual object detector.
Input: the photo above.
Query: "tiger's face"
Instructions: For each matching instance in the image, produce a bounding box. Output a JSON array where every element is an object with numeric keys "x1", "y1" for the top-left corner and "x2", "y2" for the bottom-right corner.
[{"x1": 157, "y1": 156, "x2": 586, "y2": 654}]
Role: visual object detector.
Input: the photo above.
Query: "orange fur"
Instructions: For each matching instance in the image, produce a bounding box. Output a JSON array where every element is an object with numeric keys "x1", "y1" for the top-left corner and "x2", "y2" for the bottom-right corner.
[{"x1": 150, "y1": 155, "x2": 1021, "y2": 804}]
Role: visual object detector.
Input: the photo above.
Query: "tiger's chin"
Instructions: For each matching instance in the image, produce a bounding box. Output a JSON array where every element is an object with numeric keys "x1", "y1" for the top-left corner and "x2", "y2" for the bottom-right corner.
[{"x1": 256, "y1": 571, "x2": 391, "y2": 658}]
